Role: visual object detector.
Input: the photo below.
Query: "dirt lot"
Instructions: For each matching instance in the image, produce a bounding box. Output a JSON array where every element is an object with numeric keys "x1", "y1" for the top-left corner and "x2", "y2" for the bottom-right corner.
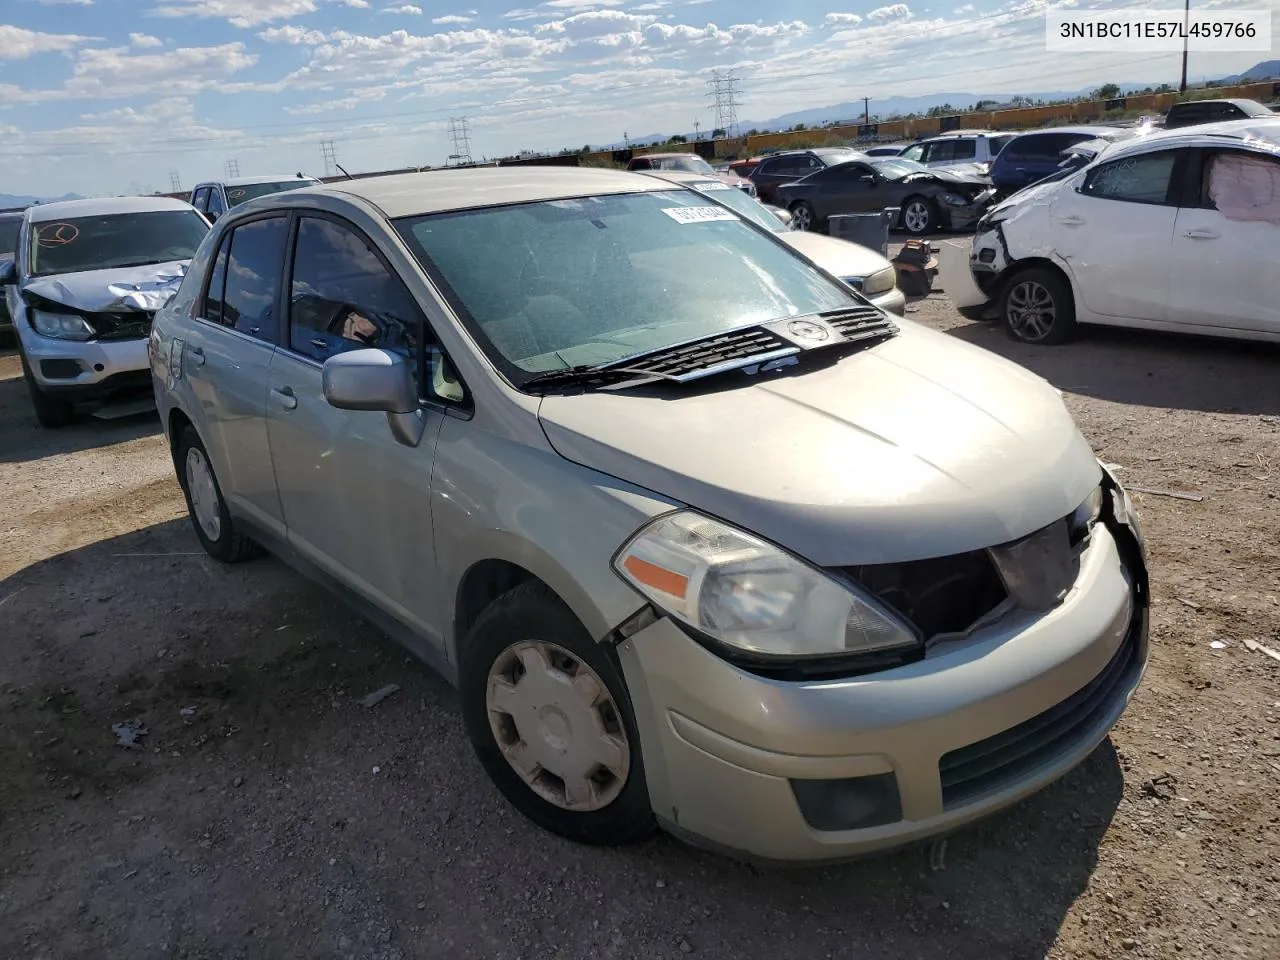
[{"x1": 1, "y1": 293, "x2": 1278, "y2": 960}]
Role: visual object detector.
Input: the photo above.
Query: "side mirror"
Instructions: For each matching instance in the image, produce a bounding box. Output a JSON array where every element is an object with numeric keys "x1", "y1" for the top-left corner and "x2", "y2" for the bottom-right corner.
[
  {"x1": 0, "y1": 259, "x2": 15, "y2": 285},
  {"x1": 770, "y1": 207, "x2": 793, "y2": 227},
  {"x1": 859, "y1": 174, "x2": 876, "y2": 183},
  {"x1": 322, "y1": 348, "x2": 425, "y2": 447}
]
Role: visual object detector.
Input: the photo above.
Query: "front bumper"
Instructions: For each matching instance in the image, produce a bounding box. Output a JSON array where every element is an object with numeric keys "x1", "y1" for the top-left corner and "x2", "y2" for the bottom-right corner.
[
  {"x1": 17, "y1": 326, "x2": 151, "y2": 396},
  {"x1": 618, "y1": 521, "x2": 1146, "y2": 863},
  {"x1": 969, "y1": 224, "x2": 1011, "y2": 299}
]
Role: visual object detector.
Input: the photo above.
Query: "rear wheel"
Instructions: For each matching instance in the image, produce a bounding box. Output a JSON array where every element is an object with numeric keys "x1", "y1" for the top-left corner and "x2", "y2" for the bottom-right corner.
[
  {"x1": 175, "y1": 426, "x2": 263, "y2": 563},
  {"x1": 900, "y1": 196, "x2": 935, "y2": 235},
  {"x1": 18, "y1": 349, "x2": 76, "y2": 428},
  {"x1": 1000, "y1": 268, "x2": 1078, "y2": 345},
  {"x1": 460, "y1": 581, "x2": 656, "y2": 846},
  {"x1": 789, "y1": 201, "x2": 817, "y2": 232}
]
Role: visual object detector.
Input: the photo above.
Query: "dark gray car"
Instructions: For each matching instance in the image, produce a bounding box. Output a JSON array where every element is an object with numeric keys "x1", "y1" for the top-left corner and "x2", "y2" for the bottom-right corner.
[
  {"x1": 777, "y1": 158, "x2": 996, "y2": 235},
  {"x1": 0, "y1": 210, "x2": 23, "y2": 334},
  {"x1": 748, "y1": 148, "x2": 868, "y2": 205}
]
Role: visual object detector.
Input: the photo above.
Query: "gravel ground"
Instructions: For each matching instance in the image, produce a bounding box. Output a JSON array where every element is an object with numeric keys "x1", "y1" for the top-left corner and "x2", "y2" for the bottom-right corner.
[{"x1": 1, "y1": 289, "x2": 1278, "y2": 960}]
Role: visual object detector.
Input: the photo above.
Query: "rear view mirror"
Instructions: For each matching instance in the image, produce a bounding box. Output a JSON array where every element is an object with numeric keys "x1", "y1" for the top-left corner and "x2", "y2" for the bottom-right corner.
[
  {"x1": 322, "y1": 348, "x2": 425, "y2": 447},
  {"x1": 0, "y1": 259, "x2": 15, "y2": 285}
]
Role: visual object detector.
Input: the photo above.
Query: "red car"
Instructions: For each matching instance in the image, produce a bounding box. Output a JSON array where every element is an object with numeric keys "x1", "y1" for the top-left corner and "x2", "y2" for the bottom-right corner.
[{"x1": 626, "y1": 153, "x2": 756, "y2": 196}]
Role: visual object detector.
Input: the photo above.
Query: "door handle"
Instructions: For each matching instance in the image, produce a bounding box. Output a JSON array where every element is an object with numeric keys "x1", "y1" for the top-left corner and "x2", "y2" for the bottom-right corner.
[
  {"x1": 1056, "y1": 215, "x2": 1085, "y2": 226},
  {"x1": 271, "y1": 386, "x2": 297, "y2": 411},
  {"x1": 188, "y1": 346, "x2": 205, "y2": 368},
  {"x1": 1183, "y1": 228, "x2": 1219, "y2": 239}
]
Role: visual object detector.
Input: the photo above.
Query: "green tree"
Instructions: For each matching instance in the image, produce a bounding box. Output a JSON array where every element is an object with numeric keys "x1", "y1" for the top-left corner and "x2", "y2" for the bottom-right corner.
[{"x1": 1091, "y1": 83, "x2": 1121, "y2": 100}]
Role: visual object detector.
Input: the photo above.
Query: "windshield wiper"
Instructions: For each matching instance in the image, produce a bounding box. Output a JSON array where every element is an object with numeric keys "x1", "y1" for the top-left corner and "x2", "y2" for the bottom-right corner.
[{"x1": 520, "y1": 363, "x2": 678, "y2": 393}]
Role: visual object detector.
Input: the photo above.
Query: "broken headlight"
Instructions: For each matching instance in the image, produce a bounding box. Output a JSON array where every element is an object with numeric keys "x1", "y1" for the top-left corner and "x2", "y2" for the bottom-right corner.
[
  {"x1": 940, "y1": 192, "x2": 972, "y2": 207},
  {"x1": 31, "y1": 309, "x2": 95, "y2": 341},
  {"x1": 613, "y1": 511, "x2": 919, "y2": 659}
]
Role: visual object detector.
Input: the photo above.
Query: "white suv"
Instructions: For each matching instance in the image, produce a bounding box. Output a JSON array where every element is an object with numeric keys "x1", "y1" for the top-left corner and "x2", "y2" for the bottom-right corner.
[{"x1": 900, "y1": 131, "x2": 1016, "y2": 171}]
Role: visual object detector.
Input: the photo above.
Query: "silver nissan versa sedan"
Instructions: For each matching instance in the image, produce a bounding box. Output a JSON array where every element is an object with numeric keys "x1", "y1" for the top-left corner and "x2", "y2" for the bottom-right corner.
[{"x1": 150, "y1": 167, "x2": 1149, "y2": 863}]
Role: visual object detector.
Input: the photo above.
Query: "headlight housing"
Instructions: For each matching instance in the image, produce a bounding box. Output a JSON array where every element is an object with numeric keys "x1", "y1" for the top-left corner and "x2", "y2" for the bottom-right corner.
[
  {"x1": 860, "y1": 265, "x2": 897, "y2": 296},
  {"x1": 31, "y1": 308, "x2": 95, "y2": 341},
  {"x1": 613, "y1": 511, "x2": 919, "y2": 660},
  {"x1": 940, "y1": 192, "x2": 971, "y2": 207}
]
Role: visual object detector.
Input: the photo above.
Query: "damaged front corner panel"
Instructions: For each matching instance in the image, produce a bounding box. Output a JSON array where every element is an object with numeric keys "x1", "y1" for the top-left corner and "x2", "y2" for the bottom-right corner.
[{"x1": 22, "y1": 260, "x2": 188, "y2": 315}]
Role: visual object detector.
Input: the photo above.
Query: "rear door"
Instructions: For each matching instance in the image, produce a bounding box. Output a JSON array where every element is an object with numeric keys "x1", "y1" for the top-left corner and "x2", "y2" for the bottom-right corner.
[
  {"x1": 1167, "y1": 148, "x2": 1280, "y2": 334},
  {"x1": 1048, "y1": 148, "x2": 1183, "y2": 322},
  {"x1": 180, "y1": 214, "x2": 289, "y2": 535}
]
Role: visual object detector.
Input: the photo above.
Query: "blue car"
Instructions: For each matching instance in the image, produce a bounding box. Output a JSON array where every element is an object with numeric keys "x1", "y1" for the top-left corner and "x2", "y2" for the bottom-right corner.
[{"x1": 989, "y1": 127, "x2": 1128, "y2": 196}]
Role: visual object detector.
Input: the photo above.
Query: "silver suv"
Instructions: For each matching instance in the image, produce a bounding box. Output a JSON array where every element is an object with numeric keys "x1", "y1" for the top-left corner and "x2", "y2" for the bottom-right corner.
[
  {"x1": 899, "y1": 130, "x2": 1016, "y2": 170},
  {"x1": 150, "y1": 168, "x2": 1149, "y2": 863}
]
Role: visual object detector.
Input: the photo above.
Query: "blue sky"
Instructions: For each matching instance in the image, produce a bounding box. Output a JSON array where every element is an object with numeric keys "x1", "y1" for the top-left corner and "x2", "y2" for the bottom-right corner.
[{"x1": 0, "y1": 0, "x2": 1274, "y2": 196}]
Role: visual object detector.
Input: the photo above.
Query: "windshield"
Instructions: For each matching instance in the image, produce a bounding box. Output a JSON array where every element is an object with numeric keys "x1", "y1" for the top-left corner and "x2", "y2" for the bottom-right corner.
[
  {"x1": 681, "y1": 180, "x2": 784, "y2": 232},
  {"x1": 225, "y1": 180, "x2": 318, "y2": 207},
  {"x1": 0, "y1": 218, "x2": 20, "y2": 256},
  {"x1": 395, "y1": 190, "x2": 857, "y2": 383},
  {"x1": 28, "y1": 211, "x2": 209, "y2": 278},
  {"x1": 870, "y1": 158, "x2": 927, "y2": 179},
  {"x1": 648, "y1": 156, "x2": 715, "y2": 174}
]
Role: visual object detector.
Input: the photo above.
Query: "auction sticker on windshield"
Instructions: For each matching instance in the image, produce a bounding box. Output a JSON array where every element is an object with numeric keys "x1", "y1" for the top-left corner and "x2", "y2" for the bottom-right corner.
[
  {"x1": 689, "y1": 180, "x2": 732, "y2": 191},
  {"x1": 662, "y1": 206, "x2": 740, "y2": 224}
]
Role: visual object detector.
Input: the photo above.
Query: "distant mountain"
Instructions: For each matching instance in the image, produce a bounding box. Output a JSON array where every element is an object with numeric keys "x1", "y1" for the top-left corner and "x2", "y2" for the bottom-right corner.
[
  {"x1": 0, "y1": 192, "x2": 84, "y2": 210},
  {"x1": 1218, "y1": 60, "x2": 1280, "y2": 83}
]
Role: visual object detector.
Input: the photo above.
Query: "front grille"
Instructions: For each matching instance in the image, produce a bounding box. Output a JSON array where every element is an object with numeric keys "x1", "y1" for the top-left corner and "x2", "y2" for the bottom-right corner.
[
  {"x1": 939, "y1": 629, "x2": 1141, "y2": 809},
  {"x1": 820, "y1": 305, "x2": 897, "y2": 343},
  {"x1": 616, "y1": 326, "x2": 793, "y2": 380},
  {"x1": 839, "y1": 549, "x2": 1008, "y2": 641}
]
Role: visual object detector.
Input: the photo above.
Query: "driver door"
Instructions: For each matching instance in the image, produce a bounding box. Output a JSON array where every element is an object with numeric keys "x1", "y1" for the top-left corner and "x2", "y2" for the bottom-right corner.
[{"x1": 265, "y1": 213, "x2": 453, "y2": 652}]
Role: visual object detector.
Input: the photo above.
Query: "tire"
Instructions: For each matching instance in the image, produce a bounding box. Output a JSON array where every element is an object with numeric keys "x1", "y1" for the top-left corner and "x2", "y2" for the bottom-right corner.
[
  {"x1": 789, "y1": 201, "x2": 817, "y2": 233},
  {"x1": 459, "y1": 581, "x2": 656, "y2": 846},
  {"x1": 1000, "y1": 267, "x2": 1078, "y2": 345},
  {"x1": 900, "y1": 196, "x2": 935, "y2": 236},
  {"x1": 175, "y1": 426, "x2": 263, "y2": 563},
  {"x1": 18, "y1": 348, "x2": 76, "y2": 428}
]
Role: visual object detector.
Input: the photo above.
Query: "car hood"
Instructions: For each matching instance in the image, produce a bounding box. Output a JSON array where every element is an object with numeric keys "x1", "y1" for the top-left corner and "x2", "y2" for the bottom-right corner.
[
  {"x1": 20, "y1": 260, "x2": 190, "y2": 313},
  {"x1": 986, "y1": 178, "x2": 1064, "y2": 219},
  {"x1": 900, "y1": 167, "x2": 992, "y2": 188},
  {"x1": 538, "y1": 321, "x2": 1100, "y2": 566},
  {"x1": 778, "y1": 231, "x2": 891, "y2": 279}
]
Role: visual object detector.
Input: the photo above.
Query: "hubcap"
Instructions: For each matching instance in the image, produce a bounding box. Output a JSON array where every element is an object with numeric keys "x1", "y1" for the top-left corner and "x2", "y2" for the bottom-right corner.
[
  {"x1": 1006, "y1": 280, "x2": 1057, "y2": 341},
  {"x1": 486, "y1": 641, "x2": 629, "y2": 812},
  {"x1": 185, "y1": 447, "x2": 222, "y2": 542},
  {"x1": 792, "y1": 205, "x2": 812, "y2": 231},
  {"x1": 904, "y1": 201, "x2": 930, "y2": 233}
]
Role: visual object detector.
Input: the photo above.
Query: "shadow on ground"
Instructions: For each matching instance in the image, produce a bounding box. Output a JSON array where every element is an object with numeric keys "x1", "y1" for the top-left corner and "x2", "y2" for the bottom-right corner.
[
  {"x1": 945, "y1": 319, "x2": 1280, "y2": 416},
  {"x1": 0, "y1": 519, "x2": 1125, "y2": 960}
]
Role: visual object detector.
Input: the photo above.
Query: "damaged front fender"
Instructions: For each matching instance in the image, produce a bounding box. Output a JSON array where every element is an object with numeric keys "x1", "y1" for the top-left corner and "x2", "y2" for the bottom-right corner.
[{"x1": 21, "y1": 259, "x2": 190, "y2": 315}]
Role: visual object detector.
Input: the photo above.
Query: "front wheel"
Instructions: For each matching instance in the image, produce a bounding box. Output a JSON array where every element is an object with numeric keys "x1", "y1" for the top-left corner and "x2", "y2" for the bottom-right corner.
[
  {"x1": 459, "y1": 581, "x2": 656, "y2": 846},
  {"x1": 1000, "y1": 268, "x2": 1078, "y2": 345},
  {"x1": 175, "y1": 426, "x2": 264, "y2": 563},
  {"x1": 900, "y1": 196, "x2": 935, "y2": 235},
  {"x1": 789, "y1": 201, "x2": 817, "y2": 232}
]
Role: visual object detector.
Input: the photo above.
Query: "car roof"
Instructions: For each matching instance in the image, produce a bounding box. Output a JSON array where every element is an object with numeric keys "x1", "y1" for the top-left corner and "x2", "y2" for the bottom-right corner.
[
  {"x1": 1171, "y1": 98, "x2": 1269, "y2": 110},
  {"x1": 1010, "y1": 125, "x2": 1128, "y2": 139},
  {"x1": 308, "y1": 167, "x2": 669, "y2": 218},
  {"x1": 923, "y1": 130, "x2": 1011, "y2": 140},
  {"x1": 1093, "y1": 117, "x2": 1280, "y2": 162},
  {"x1": 200, "y1": 174, "x2": 321, "y2": 187},
  {"x1": 637, "y1": 152, "x2": 701, "y2": 159},
  {"x1": 26, "y1": 195, "x2": 195, "y2": 223},
  {"x1": 0, "y1": 210, "x2": 25, "y2": 221}
]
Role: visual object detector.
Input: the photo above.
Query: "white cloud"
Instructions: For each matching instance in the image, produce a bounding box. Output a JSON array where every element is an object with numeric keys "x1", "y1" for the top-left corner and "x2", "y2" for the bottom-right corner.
[
  {"x1": 541, "y1": 0, "x2": 625, "y2": 10},
  {"x1": 380, "y1": 4, "x2": 423, "y2": 14},
  {"x1": 337, "y1": 0, "x2": 370, "y2": 5},
  {"x1": 65, "y1": 43, "x2": 259, "y2": 98},
  {"x1": 130, "y1": 33, "x2": 165, "y2": 48},
  {"x1": 0, "y1": 26, "x2": 95, "y2": 59},
  {"x1": 867, "y1": 4, "x2": 912, "y2": 21},
  {"x1": 432, "y1": 14, "x2": 473, "y2": 24},
  {"x1": 37, "y1": 0, "x2": 95, "y2": 5},
  {"x1": 150, "y1": 1, "x2": 320, "y2": 28},
  {"x1": 954, "y1": 3, "x2": 975, "y2": 11},
  {"x1": 824, "y1": 13, "x2": 862, "y2": 26},
  {"x1": 259, "y1": 25, "x2": 329, "y2": 44}
]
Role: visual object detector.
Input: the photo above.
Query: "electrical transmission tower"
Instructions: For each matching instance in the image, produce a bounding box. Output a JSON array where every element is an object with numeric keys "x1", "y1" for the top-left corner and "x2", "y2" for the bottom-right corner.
[
  {"x1": 447, "y1": 117, "x2": 473, "y2": 166},
  {"x1": 320, "y1": 139, "x2": 338, "y2": 177},
  {"x1": 169, "y1": 171, "x2": 182, "y2": 193},
  {"x1": 707, "y1": 70, "x2": 742, "y2": 139},
  {"x1": 225, "y1": 158, "x2": 240, "y2": 178}
]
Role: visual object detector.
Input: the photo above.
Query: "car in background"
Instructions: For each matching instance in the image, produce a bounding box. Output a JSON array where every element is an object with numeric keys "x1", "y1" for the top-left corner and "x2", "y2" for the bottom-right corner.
[
  {"x1": 963, "y1": 119, "x2": 1280, "y2": 345},
  {"x1": 189, "y1": 174, "x2": 322, "y2": 223},
  {"x1": 2, "y1": 196, "x2": 210, "y2": 426},
  {"x1": 149, "y1": 165, "x2": 1148, "y2": 863},
  {"x1": 989, "y1": 127, "x2": 1129, "y2": 196},
  {"x1": 0, "y1": 209, "x2": 23, "y2": 336},
  {"x1": 900, "y1": 131, "x2": 1016, "y2": 171},
  {"x1": 625, "y1": 153, "x2": 755, "y2": 195},
  {"x1": 864, "y1": 143, "x2": 912, "y2": 157},
  {"x1": 1163, "y1": 98, "x2": 1274, "y2": 130},
  {"x1": 640, "y1": 169, "x2": 906, "y2": 315},
  {"x1": 748, "y1": 148, "x2": 869, "y2": 204},
  {"x1": 777, "y1": 157, "x2": 996, "y2": 235}
]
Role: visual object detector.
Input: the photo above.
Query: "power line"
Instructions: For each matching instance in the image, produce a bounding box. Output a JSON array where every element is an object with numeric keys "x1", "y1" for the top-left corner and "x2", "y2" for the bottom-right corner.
[
  {"x1": 446, "y1": 116, "x2": 473, "y2": 166},
  {"x1": 169, "y1": 171, "x2": 182, "y2": 192},
  {"x1": 707, "y1": 69, "x2": 742, "y2": 139},
  {"x1": 320, "y1": 139, "x2": 338, "y2": 176},
  {"x1": 225, "y1": 158, "x2": 240, "y2": 178}
]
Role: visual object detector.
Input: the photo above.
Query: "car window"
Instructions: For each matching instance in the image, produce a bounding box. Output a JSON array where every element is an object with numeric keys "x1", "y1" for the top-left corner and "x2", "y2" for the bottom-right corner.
[
  {"x1": 1082, "y1": 150, "x2": 1180, "y2": 205},
  {"x1": 207, "y1": 188, "x2": 227, "y2": 219},
  {"x1": 191, "y1": 188, "x2": 210, "y2": 213},
  {"x1": 29, "y1": 210, "x2": 209, "y2": 278},
  {"x1": 203, "y1": 216, "x2": 287, "y2": 340},
  {"x1": 201, "y1": 233, "x2": 230, "y2": 325},
  {"x1": 1006, "y1": 133, "x2": 1084, "y2": 161},
  {"x1": 288, "y1": 216, "x2": 423, "y2": 370},
  {"x1": 0, "y1": 218, "x2": 21, "y2": 256},
  {"x1": 900, "y1": 143, "x2": 925, "y2": 162},
  {"x1": 923, "y1": 141, "x2": 952, "y2": 162},
  {"x1": 803, "y1": 156, "x2": 823, "y2": 171},
  {"x1": 822, "y1": 163, "x2": 873, "y2": 181},
  {"x1": 988, "y1": 136, "x2": 1014, "y2": 156},
  {"x1": 1198, "y1": 150, "x2": 1280, "y2": 218},
  {"x1": 949, "y1": 140, "x2": 977, "y2": 160}
]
